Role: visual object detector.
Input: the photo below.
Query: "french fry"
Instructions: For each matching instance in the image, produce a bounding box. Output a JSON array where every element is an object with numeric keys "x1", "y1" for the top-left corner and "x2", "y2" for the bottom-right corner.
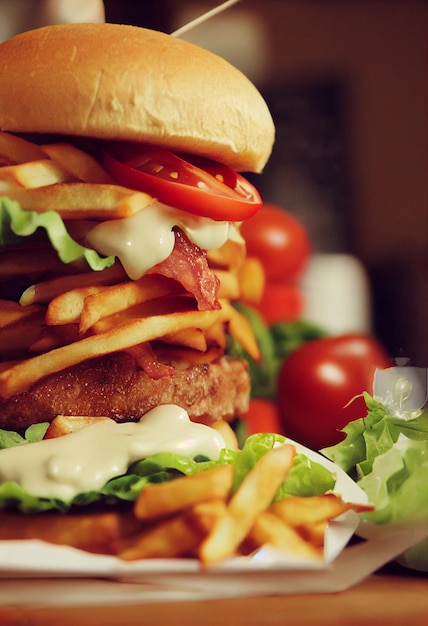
[
  {"x1": 300, "y1": 520, "x2": 329, "y2": 550},
  {"x1": 161, "y1": 327, "x2": 208, "y2": 352},
  {"x1": 0, "y1": 314, "x2": 46, "y2": 355},
  {"x1": 20, "y1": 263, "x2": 126, "y2": 305},
  {"x1": 46, "y1": 286, "x2": 106, "y2": 325},
  {"x1": 89, "y1": 295, "x2": 197, "y2": 335},
  {"x1": 78, "y1": 275, "x2": 182, "y2": 333},
  {"x1": 5, "y1": 182, "x2": 153, "y2": 219},
  {"x1": 203, "y1": 319, "x2": 227, "y2": 349},
  {"x1": 119, "y1": 513, "x2": 200, "y2": 561},
  {"x1": 119, "y1": 512, "x2": 200, "y2": 560},
  {"x1": 188, "y1": 499, "x2": 228, "y2": 536},
  {"x1": 133, "y1": 464, "x2": 234, "y2": 521},
  {"x1": 0, "y1": 247, "x2": 77, "y2": 280},
  {"x1": 0, "y1": 131, "x2": 46, "y2": 164},
  {"x1": 238, "y1": 256, "x2": 265, "y2": 306},
  {"x1": 270, "y1": 494, "x2": 373, "y2": 529},
  {"x1": 270, "y1": 495, "x2": 373, "y2": 550},
  {"x1": 0, "y1": 300, "x2": 45, "y2": 327},
  {"x1": 212, "y1": 420, "x2": 239, "y2": 451},
  {"x1": 42, "y1": 142, "x2": 114, "y2": 184},
  {"x1": 214, "y1": 269, "x2": 240, "y2": 300},
  {"x1": 207, "y1": 239, "x2": 246, "y2": 272},
  {"x1": 28, "y1": 323, "x2": 85, "y2": 353},
  {"x1": 0, "y1": 309, "x2": 222, "y2": 399},
  {"x1": 249, "y1": 511, "x2": 323, "y2": 560},
  {"x1": 44, "y1": 415, "x2": 112, "y2": 439},
  {"x1": 0, "y1": 159, "x2": 73, "y2": 189},
  {"x1": 199, "y1": 444, "x2": 296, "y2": 564}
]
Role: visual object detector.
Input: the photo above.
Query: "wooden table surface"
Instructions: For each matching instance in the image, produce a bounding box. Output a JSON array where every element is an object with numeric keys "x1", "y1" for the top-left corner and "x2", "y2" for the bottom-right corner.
[{"x1": 1, "y1": 565, "x2": 427, "y2": 626}]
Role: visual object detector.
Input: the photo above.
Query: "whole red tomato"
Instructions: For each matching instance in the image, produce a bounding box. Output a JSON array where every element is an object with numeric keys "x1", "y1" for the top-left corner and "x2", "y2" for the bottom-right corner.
[
  {"x1": 258, "y1": 283, "x2": 303, "y2": 325},
  {"x1": 240, "y1": 203, "x2": 310, "y2": 284},
  {"x1": 243, "y1": 398, "x2": 283, "y2": 436},
  {"x1": 277, "y1": 334, "x2": 392, "y2": 450}
]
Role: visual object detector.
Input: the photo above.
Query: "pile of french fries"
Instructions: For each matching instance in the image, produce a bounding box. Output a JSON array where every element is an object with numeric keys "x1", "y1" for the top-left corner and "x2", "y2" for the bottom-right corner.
[
  {"x1": 118, "y1": 440, "x2": 371, "y2": 564},
  {"x1": 0, "y1": 415, "x2": 372, "y2": 563},
  {"x1": 0, "y1": 131, "x2": 264, "y2": 400}
]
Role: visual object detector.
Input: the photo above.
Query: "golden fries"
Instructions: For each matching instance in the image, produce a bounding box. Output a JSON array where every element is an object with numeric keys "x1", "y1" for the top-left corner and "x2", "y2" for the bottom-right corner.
[
  {"x1": 0, "y1": 309, "x2": 222, "y2": 399},
  {"x1": 0, "y1": 247, "x2": 76, "y2": 281},
  {"x1": 5, "y1": 182, "x2": 153, "y2": 219},
  {"x1": 238, "y1": 256, "x2": 265, "y2": 306},
  {"x1": 0, "y1": 159, "x2": 72, "y2": 189},
  {"x1": 44, "y1": 414, "x2": 112, "y2": 439},
  {"x1": 248, "y1": 511, "x2": 323, "y2": 560},
  {"x1": 78, "y1": 275, "x2": 182, "y2": 334},
  {"x1": 19, "y1": 263, "x2": 126, "y2": 305},
  {"x1": 119, "y1": 512, "x2": 201, "y2": 560},
  {"x1": 134, "y1": 465, "x2": 234, "y2": 521},
  {"x1": 0, "y1": 131, "x2": 46, "y2": 164},
  {"x1": 42, "y1": 142, "x2": 114, "y2": 184},
  {"x1": 200, "y1": 444, "x2": 296, "y2": 564},
  {"x1": 46, "y1": 286, "x2": 107, "y2": 325}
]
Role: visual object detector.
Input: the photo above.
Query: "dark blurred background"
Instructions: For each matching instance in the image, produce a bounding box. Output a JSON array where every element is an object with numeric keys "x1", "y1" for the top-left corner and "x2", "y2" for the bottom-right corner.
[{"x1": 2, "y1": 0, "x2": 427, "y2": 365}]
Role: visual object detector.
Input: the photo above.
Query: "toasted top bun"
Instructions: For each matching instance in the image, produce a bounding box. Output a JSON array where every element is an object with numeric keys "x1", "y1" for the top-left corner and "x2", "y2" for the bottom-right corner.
[{"x1": 0, "y1": 23, "x2": 274, "y2": 172}]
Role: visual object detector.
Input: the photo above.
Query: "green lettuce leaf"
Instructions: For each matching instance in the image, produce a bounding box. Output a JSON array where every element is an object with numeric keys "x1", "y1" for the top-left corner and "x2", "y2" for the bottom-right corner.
[
  {"x1": 323, "y1": 392, "x2": 428, "y2": 570},
  {"x1": 0, "y1": 423, "x2": 49, "y2": 449},
  {"x1": 0, "y1": 432, "x2": 335, "y2": 513},
  {"x1": 0, "y1": 197, "x2": 115, "y2": 271}
]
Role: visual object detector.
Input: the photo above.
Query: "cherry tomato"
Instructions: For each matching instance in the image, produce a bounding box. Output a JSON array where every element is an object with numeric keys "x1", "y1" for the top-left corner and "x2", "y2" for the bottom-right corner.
[
  {"x1": 277, "y1": 334, "x2": 392, "y2": 450},
  {"x1": 103, "y1": 143, "x2": 262, "y2": 221},
  {"x1": 240, "y1": 203, "x2": 310, "y2": 283},
  {"x1": 258, "y1": 283, "x2": 303, "y2": 325},
  {"x1": 243, "y1": 398, "x2": 283, "y2": 435}
]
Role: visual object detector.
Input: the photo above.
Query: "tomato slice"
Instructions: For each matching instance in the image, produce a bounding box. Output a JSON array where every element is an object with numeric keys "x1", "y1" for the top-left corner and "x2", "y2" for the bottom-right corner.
[{"x1": 102, "y1": 143, "x2": 262, "y2": 221}]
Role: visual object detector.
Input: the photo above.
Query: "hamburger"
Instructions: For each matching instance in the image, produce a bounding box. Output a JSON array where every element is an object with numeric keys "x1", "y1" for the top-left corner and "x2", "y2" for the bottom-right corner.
[
  {"x1": 0, "y1": 22, "x2": 274, "y2": 427},
  {"x1": 0, "y1": 22, "x2": 278, "y2": 540}
]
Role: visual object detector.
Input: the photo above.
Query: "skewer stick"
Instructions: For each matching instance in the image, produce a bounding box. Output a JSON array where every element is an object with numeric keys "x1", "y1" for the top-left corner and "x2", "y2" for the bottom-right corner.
[{"x1": 171, "y1": 0, "x2": 241, "y2": 38}]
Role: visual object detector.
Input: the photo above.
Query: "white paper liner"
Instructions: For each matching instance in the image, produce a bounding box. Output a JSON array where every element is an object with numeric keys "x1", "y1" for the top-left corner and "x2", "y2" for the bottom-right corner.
[{"x1": 0, "y1": 440, "x2": 426, "y2": 605}]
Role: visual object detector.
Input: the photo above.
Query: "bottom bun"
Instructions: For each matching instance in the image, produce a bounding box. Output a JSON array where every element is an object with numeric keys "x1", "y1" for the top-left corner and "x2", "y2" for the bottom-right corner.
[{"x1": 0, "y1": 352, "x2": 250, "y2": 431}]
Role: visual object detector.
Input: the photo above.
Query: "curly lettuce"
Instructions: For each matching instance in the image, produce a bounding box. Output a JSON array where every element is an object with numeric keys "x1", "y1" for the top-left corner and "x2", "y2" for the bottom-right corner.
[
  {"x1": 0, "y1": 197, "x2": 114, "y2": 270},
  {"x1": 323, "y1": 392, "x2": 428, "y2": 570}
]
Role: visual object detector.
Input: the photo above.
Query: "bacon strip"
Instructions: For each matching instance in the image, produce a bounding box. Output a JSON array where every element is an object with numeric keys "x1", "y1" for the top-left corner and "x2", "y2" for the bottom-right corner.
[{"x1": 148, "y1": 229, "x2": 221, "y2": 311}]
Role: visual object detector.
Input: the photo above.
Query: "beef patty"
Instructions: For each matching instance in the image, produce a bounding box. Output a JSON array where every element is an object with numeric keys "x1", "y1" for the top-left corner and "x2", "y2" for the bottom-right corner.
[{"x1": 0, "y1": 352, "x2": 250, "y2": 431}]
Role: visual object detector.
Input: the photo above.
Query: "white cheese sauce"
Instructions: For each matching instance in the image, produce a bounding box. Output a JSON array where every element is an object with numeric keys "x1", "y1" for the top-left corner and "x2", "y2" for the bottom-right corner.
[
  {"x1": 0, "y1": 405, "x2": 226, "y2": 501},
  {"x1": 87, "y1": 202, "x2": 239, "y2": 280}
]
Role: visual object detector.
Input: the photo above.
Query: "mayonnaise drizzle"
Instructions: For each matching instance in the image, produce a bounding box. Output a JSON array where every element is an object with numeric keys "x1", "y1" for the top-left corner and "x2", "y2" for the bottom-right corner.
[
  {"x1": 87, "y1": 202, "x2": 238, "y2": 279},
  {"x1": 0, "y1": 405, "x2": 226, "y2": 501}
]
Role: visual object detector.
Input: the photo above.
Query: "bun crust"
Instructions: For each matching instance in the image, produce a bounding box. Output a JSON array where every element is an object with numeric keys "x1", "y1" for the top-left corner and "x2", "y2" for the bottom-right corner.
[{"x1": 0, "y1": 23, "x2": 274, "y2": 172}]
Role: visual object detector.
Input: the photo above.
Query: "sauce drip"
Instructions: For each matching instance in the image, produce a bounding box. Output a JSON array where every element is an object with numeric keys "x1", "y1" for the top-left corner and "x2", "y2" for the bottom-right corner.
[{"x1": 0, "y1": 405, "x2": 226, "y2": 501}]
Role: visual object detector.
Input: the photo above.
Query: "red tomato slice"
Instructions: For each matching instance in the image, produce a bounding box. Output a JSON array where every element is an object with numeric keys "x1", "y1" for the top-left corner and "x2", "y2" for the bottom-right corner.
[{"x1": 103, "y1": 144, "x2": 262, "y2": 221}]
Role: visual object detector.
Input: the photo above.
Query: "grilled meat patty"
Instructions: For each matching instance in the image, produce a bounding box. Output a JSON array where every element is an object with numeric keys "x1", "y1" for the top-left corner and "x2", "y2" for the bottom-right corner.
[{"x1": 0, "y1": 352, "x2": 250, "y2": 431}]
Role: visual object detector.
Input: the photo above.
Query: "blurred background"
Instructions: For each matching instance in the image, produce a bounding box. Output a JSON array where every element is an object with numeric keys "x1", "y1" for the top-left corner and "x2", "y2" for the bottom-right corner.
[{"x1": 1, "y1": 0, "x2": 427, "y2": 365}]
